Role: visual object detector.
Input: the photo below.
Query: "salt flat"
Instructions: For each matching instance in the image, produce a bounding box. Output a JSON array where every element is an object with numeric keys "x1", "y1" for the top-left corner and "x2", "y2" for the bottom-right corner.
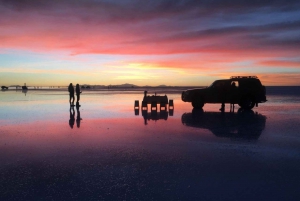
[{"x1": 0, "y1": 88, "x2": 300, "y2": 200}]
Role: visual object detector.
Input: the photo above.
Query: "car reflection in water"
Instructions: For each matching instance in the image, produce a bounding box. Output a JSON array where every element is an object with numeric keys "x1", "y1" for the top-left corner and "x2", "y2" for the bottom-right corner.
[{"x1": 181, "y1": 109, "x2": 266, "y2": 140}]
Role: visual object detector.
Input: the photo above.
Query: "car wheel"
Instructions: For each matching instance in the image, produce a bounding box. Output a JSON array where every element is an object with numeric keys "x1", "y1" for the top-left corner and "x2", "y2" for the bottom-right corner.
[
  {"x1": 239, "y1": 96, "x2": 255, "y2": 110},
  {"x1": 192, "y1": 98, "x2": 204, "y2": 109}
]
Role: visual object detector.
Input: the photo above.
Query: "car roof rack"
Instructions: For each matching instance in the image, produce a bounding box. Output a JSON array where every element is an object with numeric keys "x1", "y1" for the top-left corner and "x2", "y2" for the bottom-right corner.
[{"x1": 230, "y1": 76, "x2": 258, "y2": 79}]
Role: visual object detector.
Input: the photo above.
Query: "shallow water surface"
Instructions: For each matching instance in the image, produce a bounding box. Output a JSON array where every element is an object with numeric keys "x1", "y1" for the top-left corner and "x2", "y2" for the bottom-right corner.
[{"x1": 0, "y1": 89, "x2": 300, "y2": 200}]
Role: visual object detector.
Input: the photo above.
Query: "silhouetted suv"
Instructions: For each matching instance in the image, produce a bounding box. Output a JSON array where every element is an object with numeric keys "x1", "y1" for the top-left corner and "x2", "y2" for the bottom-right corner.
[{"x1": 181, "y1": 76, "x2": 267, "y2": 110}]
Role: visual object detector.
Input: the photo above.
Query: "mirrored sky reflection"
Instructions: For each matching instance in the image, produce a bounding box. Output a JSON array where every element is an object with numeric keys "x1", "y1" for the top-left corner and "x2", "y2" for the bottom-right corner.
[{"x1": 0, "y1": 90, "x2": 300, "y2": 200}]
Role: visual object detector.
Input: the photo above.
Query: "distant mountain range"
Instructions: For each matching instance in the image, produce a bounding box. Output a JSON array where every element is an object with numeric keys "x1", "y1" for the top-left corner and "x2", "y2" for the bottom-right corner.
[
  {"x1": 6, "y1": 83, "x2": 197, "y2": 88},
  {"x1": 9, "y1": 85, "x2": 22, "y2": 87},
  {"x1": 82, "y1": 83, "x2": 173, "y2": 88}
]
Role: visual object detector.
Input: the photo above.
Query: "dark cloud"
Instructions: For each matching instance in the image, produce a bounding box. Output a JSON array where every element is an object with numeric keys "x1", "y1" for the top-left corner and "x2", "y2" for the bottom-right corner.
[
  {"x1": 262, "y1": 38, "x2": 300, "y2": 49},
  {"x1": 1, "y1": 0, "x2": 300, "y2": 21},
  {"x1": 0, "y1": 0, "x2": 51, "y2": 10},
  {"x1": 129, "y1": 20, "x2": 300, "y2": 44}
]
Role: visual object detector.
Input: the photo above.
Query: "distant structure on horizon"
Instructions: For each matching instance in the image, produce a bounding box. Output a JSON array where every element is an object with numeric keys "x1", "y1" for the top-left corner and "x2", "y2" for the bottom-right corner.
[{"x1": 22, "y1": 83, "x2": 28, "y2": 90}]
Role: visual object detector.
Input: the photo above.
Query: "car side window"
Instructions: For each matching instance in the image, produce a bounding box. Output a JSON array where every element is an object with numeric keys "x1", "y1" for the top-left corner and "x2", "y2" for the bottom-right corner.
[{"x1": 231, "y1": 81, "x2": 238, "y2": 88}]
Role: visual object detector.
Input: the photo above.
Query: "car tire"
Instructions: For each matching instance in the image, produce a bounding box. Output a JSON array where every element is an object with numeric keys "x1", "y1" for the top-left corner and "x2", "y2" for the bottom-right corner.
[
  {"x1": 192, "y1": 98, "x2": 204, "y2": 109},
  {"x1": 239, "y1": 96, "x2": 255, "y2": 110}
]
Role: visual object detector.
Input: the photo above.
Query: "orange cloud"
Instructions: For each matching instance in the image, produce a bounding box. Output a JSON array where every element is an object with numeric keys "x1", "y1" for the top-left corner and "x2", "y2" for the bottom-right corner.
[
  {"x1": 256, "y1": 73, "x2": 300, "y2": 86},
  {"x1": 258, "y1": 60, "x2": 300, "y2": 68}
]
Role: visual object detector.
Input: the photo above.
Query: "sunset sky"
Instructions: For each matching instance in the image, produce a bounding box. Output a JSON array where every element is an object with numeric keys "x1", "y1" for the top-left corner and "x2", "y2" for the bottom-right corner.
[{"x1": 1, "y1": 0, "x2": 300, "y2": 86}]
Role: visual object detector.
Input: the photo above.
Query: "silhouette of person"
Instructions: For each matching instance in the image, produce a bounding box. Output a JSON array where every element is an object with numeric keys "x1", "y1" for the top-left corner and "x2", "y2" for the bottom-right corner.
[
  {"x1": 219, "y1": 82, "x2": 226, "y2": 112},
  {"x1": 69, "y1": 107, "x2": 75, "y2": 128},
  {"x1": 68, "y1": 83, "x2": 75, "y2": 106},
  {"x1": 75, "y1": 84, "x2": 82, "y2": 107},
  {"x1": 76, "y1": 105, "x2": 82, "y2": 128},
  {"x1": 230, "y1": 82, "x2": 237, "y2": 111}
]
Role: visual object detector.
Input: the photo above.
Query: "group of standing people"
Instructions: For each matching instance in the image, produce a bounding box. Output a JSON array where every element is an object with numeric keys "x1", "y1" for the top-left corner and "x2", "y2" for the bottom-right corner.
[
  {"x1": 68, "y1": 83, "x2": 82, "y2": 107},
  {"x1": 68, "y1": 83, "x2": 82, "y2": 128}
]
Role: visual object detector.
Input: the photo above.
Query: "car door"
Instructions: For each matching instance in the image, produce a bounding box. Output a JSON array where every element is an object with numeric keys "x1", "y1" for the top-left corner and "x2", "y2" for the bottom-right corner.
[{"x1": 210, "y1": 80, "x2": 228, "y2": 103}]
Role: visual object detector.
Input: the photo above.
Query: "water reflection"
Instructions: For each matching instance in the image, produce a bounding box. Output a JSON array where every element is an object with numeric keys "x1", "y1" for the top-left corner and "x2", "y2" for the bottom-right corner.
[
  {"x1": 134, "y1": 108, "x2": 174, "y2": 125},
  {"x1": 22, "y1": 89, "x2": 28, "y2": 96},
  {"x1": 69, "y1": 105, "x2": 82, "y2": 128},
  {"x1": 142, "y1": 110, "x2": 168, "y2": 125},
  {"x1": 76, "y1": 105, "x2": 82, "y2": 128},
  {"x1": 69, "y1": 107, "x2": 75, "y2": 129},
  {"x1": 182, "y1": 109, "x2": 266, "y2": 140},
  {"x1": 134, "y1": 108, "x2": 139, "y2": 116}
]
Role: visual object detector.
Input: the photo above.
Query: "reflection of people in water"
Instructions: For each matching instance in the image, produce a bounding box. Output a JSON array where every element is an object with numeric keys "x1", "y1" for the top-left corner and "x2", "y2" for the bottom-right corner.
[
  {"x1": 69, "y1": 107, "x2": 75, "y2": 129},
  {"x1": 68, "y1": 83, "x2": 75, "y2": 106},
  {"x1": 76, "y1": 84, "x2": 82, "y2": 107},
  {"x1": 76, "y1": 105, "x2": 82, "y2": 128}
]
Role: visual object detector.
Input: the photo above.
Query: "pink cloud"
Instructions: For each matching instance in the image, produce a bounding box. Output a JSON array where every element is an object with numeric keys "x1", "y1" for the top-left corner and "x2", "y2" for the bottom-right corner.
[
  {"x1": 1, "y1": 1, "x2": 299, "y2": 58},
  {"x1": 1, "y1": 0, "x2": 300, "y2": 86}
]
